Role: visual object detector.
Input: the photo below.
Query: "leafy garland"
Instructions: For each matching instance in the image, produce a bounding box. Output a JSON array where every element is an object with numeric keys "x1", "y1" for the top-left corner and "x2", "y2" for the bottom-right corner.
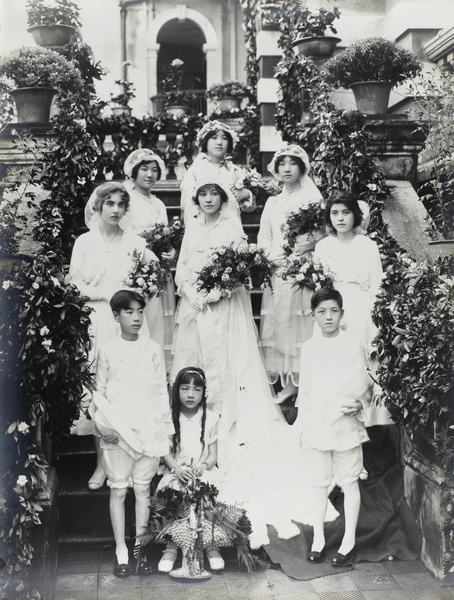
[{"x1": 0, "y1": 32, "x2": 103, "y2": 600}]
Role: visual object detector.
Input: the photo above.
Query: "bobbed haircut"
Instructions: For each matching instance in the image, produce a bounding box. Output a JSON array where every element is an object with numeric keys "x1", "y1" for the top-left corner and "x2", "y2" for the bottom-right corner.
[
  {"x1": 131, "y1": 159, "x2": 162, "y2": 183},
  {"x1": 193, "y1": 183, "x2": 229, "y2": 206},
  {"x1": 200, "y1": 128, "x2": 234, "y2": 155},
  {"x1": 325, "y1": 191, "x2": 363, "y2": 231},
  {"x1": 93, "y1": 182, "x2": 130, "y2": 213},
  {"x1": 170, "y1": 367, "x2": 207, "y2": 455},
  {"x1": 311, "y1": 287, "x2": 343, "y2": 312},
  {"x1": 275, "y1": 154, "x2": 307, "y2": 177},
  {"x1": 110, "y1": 289, "x2": 146, "y2": 313}
]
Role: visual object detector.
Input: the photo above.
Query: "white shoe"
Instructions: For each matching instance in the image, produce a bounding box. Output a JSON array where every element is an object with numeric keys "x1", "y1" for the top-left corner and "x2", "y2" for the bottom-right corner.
[
  {"x1": 206, "y1": 549, "x2": 225, "y2": 570},
  {"x1": 158, "y1": 550, "x2": 177, "y2": 573}
]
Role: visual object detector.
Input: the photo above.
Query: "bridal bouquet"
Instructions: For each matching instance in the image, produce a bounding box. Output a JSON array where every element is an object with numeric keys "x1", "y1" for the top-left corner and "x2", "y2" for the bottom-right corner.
[
  {"x1": 127, "y1": 251, "x2": 168, "y2": 299},
  {"x1": 279, "y1": 252, "x2": 334, "y2": 292},
  {"x1": 196, "y1": 243, "x2": 274, "y2": 297},
  {"x1": 140, "y1": 216, "x2": 185, "y2": 263},
  {"x1": 281, "y1": 201, "x2": 325, "y2": 255}
]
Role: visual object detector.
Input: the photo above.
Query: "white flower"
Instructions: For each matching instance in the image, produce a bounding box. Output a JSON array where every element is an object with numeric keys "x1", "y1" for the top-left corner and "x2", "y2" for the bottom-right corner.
[
  {"x1": 18, "y1": 422, "x2": 30, "y2": 434},
  {"x1": 42, "y1": 339, "x2": 54, "y2": 353},
  {"x1": 52, "y1": 227, "x2": 59, "y2": 237},
  {"x1": 171, "y1": 58, "x2": 184, "y2": 67},
  {"x1": 32, "y1": 282, "x2": 39, "y2": 290},
  {"x1": 51, "y1": 276, "x2": 60, "y2": 287},
  {"x1": 16, "y1": 475, "x2": 27, "y2": 487},
  {"x1": 51, "y1": 208, "x2": 60, "y2": 217},
  {"x1": 367, "y1": 183, "x2": 378, "y2": 191},
  {"x1": 2, "y1": 280, "x2": 11, "y2": 290},
  {"x1": 74, "y1": 118, "x2": 87, "y2": 131},
  {"x1": 248, "y1": 243, "x2": 257, "y2": 252},
  {"x1": 40, "y1": 326, "x2": 50, "y2": 336}
]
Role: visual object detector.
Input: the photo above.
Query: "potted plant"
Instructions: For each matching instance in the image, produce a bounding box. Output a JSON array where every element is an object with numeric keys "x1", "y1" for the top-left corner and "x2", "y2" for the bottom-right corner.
[
  {"x1": 323, "y1": 37, "x2": 421, "y2": 114},
  {"x1": 161, "y1": 58, "x2": 195, "y2": 118},
  {"x1": 256, "y1": 1, "x2": 281, "y2": 31},
  {"x1": 207, "y1": 81, "x2": 251, "y2": 112},
  {"x1": 291, "y1": 6, "x2": 341, "y2": 58},
  {"x1": 372, "y1": 254, "x2": 454, "y2": 580},
  {"x1": 110, "y1": 78, "x2": 135, "y2": 116},
  {"x1": 0, "y1": 46, "x2": 83, "y2": 123},
  {"x1": 409, "y1": 71, "x2": 454, "y2": 252},
  {"x1": 26, "y1": 0, "x2": 81, "y2": 48}
]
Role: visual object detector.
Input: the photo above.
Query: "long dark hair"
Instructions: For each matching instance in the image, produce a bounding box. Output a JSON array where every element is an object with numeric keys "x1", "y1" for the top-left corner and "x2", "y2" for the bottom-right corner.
[{"x1": 170, "y1": 367, "x2": 207, "y2": 456}]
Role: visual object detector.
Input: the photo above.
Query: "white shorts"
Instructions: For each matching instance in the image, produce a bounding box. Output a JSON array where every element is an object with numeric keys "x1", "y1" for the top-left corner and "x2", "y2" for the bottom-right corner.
[
  {"x1": 102, "y1": 446, "x2": 159, "y2": 489},
  {"x1": 302, "y1": 445, "x2": 363, "y2": 488}
]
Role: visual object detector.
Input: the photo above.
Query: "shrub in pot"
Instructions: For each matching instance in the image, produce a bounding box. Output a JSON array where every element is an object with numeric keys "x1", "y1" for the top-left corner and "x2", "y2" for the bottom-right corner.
[
  {"x1": 0, "y1": 46, "x2": 83, "y2": 122},
  {"x1": 323, "y1": 37, "x2": 421, "y2": 113},
  {"x1": 161, "y1": 58, "x2": 195, "y2": 118},
  {"x1": 207, "y1": 81, "x2": 252, "y2": 112},
  {"x1": 26, "y1": 0, "x2": 81, "y2": 47},
  {"x1": 291, "y1": 6, "x2": 341, "y2": 58}
]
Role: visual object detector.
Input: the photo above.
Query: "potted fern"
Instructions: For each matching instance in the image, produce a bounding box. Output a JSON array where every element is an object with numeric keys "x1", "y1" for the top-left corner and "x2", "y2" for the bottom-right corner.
[
  {"x1": 207, "y1": 81, "x2": 251, "y2": 112},
  {"x1": 26, "y1": 0, "x2": 81, "y2": 48},
  {"x1": 291, "y1": 6, "x2": 341, "y2": 58},
  {"x1": 0, "y1": 46, "x2": 83, "y2": 123},
  {"x1": 323, "y1": 37, "x2": 421, "y2": 114}
]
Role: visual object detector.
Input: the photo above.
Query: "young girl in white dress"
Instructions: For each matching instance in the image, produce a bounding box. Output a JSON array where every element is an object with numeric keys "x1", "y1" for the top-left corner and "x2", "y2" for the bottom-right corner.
[
  {"x1": 157, "y1": 367, "x2": 225, "y2": 573},
  {"x1": 179, "y1": 120, "x2": 255, "y2": 224},
  {"x1": 171, "y1": 179, "x2": 337, "y2": 547},
  {"x1": 313, "y1": 191, "x2": 391, "y2": 427},
  {"x1": 68, "y1": 182, "x2": 159, "y2": 489},
  {"x1": 258, "y1": 145, "x2": 324, "y2": 404}
]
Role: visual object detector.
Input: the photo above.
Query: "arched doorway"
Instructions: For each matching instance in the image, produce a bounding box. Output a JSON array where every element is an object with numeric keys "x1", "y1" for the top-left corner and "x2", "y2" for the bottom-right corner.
[
  {"x1": 156, "y1": 18, "x2": 206, "y2": 114},
  {"x1": 157, "y1": 19, "x2": 206, "y2": 93},
  {"x1": 147, "y1": 7, "x2": 219, "y2": 116}
]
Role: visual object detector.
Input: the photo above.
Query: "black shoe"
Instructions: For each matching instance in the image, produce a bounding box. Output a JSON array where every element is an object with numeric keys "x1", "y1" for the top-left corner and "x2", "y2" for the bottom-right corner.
[
  {"x1": 332, "y1": 546, "x2": 357, "y2": 567},
  {"x1": 114, "y1": 559, "x2": 130, "y2": 578},
  {"x1": 136, "y1": 552, "x2": 152, "y2": 576},
  {"x1": 307, "y1": 548, "x2": 325, "y2": 564}
]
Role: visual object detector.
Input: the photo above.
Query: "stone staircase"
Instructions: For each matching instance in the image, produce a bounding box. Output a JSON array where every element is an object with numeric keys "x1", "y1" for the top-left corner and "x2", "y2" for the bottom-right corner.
[{"x1": 55, "y1": 180, "x2": 266, "y2": 554}]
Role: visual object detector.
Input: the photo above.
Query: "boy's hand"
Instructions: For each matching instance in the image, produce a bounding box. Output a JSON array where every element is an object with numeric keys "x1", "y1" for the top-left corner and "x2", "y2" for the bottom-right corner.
[
  {"x1": 340, "y1": 399, "x2": 363, "y2": 417},
  {"x1": 102, "y1": 434, "x2": 119, "y2": 444}
]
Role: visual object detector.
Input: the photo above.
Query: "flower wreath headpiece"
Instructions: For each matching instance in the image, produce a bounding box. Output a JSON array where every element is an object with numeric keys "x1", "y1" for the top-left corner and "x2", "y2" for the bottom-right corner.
[
  {"x1": 195, "y1": 120, "x2": 239, "y2": 149},
  {"x1": 123, "y1": 148, "x2": 166, "y2": 179},
  {"x1": 267, "y1": 144, "x2": 311, "y2": 179}
]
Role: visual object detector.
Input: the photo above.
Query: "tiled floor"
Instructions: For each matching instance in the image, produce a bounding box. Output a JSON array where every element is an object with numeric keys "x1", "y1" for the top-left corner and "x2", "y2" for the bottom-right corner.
[{"x1": 54, "y1": 546, "x2": 454, "y2": 600}]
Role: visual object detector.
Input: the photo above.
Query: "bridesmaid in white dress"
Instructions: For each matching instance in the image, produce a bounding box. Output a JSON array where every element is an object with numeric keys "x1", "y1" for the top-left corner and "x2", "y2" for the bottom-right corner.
[
  {"x1": 68, "y1": 182, "x2": 158, "y2": 488},
  {"x1": 180, "y1": 120, "x2": 255, "y2": 225},
  {"x1": 122, "y1": 149, "x2": 176, "y2": 372},
  {"x1": 313, "y1": 191, "x2": 391, "y2": 427},
  {"x1": 258, "y1": 145, "x2": 324, "y2": 404}
]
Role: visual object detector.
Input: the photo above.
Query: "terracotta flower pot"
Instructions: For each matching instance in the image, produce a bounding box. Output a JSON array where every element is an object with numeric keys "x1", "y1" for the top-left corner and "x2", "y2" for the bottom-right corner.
[
  {"x1": 350, "y1": 81, "x2": 393, "y2": 115},
  {"x1": 11, "y1": 87, "x2": 57, "y2": 123},
  {"x1": 27, "y1": 24, "x2": 76, "y2": 48},
  {"x1": 292, "y1": 36, "x2": 340, "y2": 58}
]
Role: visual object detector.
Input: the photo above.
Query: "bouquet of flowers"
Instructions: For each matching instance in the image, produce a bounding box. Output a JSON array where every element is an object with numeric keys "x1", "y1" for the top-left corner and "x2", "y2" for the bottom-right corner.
[
  {"x1": 281, "y1": 201, "x2": 326, "y2": 255},
  {"x1": 127, "y1": 250, "x2": 168, "y2": 299},
  {"x1": 230, "y1": 166, "x2": 282, "y2": 207},
  {"x1": 279, "y1": 252, "x2": 334, "y2": 292},
  {"x1": 196, "y1": 242, "x2": 274, "y2": 297},
  {"x1": 142, "y1": 476, "x2": 264, "y2": 576},
  {"x1": 140, "y1": 216, "x2": 185, "y2": 265}
]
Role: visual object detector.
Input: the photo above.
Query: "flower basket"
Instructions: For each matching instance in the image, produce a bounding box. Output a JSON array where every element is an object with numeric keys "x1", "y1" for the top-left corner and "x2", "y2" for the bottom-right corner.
[
  {"x1": 10, "y1": 87, "x2": 57, "y2": 123},
  {"x1": 27, "y1": 24, "x2": 75, "y2": 48},
  {"x1": 349, "y1": 81, "x2": 393, "y2": 114},
  {"x1": 292, "y1": 35, "x2": 340, "y2": 58}
]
